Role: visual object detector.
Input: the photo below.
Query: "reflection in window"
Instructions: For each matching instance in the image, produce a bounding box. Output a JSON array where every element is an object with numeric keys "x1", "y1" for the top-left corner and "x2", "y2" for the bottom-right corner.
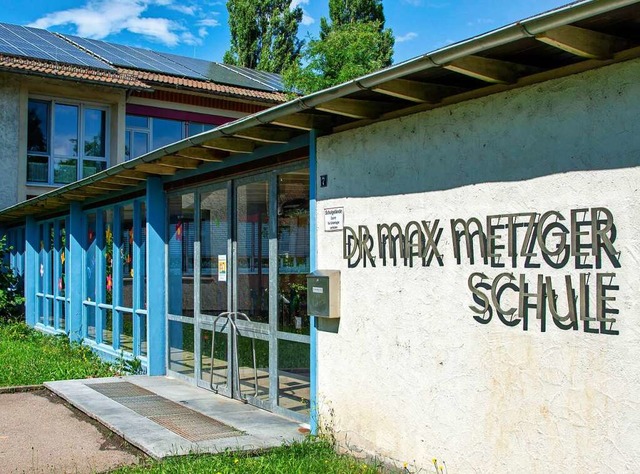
[
  {"x1": 27, "y1": 99, "x2": 109, "y2": 185},
  {"x1": 168, "y1": 193, "x2": 195, "y2": 317},
  {"x1": 152, "y1": 118, "x2": 183, "y2": 149},
  {"x1": 277, "y1": 169, "x2": 310, "y2": 334}
]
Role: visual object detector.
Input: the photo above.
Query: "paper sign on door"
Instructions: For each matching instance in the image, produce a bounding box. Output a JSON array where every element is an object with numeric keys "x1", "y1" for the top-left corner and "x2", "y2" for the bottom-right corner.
[{"x1": 218, "y1": 255, "x2": 227, "y2": 282}]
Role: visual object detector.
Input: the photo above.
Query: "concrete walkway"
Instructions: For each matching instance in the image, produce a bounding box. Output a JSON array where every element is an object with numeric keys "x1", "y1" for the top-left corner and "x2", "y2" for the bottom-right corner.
[
  {"x1": 46, "y1": 375, "x2": 306, "y2": 459},
  {"x1": 0, "y1": 389, "x2": 143, "y2": 473}
]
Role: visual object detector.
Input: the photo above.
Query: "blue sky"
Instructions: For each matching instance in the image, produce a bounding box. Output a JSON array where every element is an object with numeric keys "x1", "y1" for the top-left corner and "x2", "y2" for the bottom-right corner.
[{"x1": 2, "y1": 0, "x2": 573, "y2": 64}]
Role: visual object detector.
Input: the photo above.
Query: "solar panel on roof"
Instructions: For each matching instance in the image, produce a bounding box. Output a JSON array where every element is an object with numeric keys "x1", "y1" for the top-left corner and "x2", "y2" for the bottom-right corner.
[
  {"x1": 155, "y1": 51, "x2": 278, "y2": 92},
  {"x1": 62, "y1": 34, "x2": 203, "y2": 78},
  {"x1": 219, "y1": 63, "x2": 285, "y2": 92},
  {"x1": 0, "y1": 23, "x2": 114, "y2": 71}
]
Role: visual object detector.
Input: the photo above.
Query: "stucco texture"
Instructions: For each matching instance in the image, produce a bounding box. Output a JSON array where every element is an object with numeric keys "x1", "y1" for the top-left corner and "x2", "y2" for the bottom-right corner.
[
  {"x1": 0, "y1": 74, "x2": 20, "y2": 209},
  {"x1": 315, "y1": 59, "x2": 640, "y2": 472}
]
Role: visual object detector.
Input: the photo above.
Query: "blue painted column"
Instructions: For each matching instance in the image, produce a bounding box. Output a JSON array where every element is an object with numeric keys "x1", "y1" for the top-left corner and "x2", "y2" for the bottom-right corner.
[
  {"x1": 24, "y1": 216, "x2": 38, "y2": 327},
  {"x1": 309, "y1": 129, "x2": 319, "y2": 434},
  {"x1": 68, "y1": 203, "x2": 84, "y2": 342},
  {"x1": 112, "y1": 206, "x2": 122, "y2": 350},
  {"x1": 146, "y1": 177, "x2": 167, "y2": 376}
]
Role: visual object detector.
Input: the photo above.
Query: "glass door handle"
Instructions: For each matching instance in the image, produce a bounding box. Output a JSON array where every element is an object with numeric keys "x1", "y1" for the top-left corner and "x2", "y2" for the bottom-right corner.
[{"x1": 209, "y1": 312, "x2": 232, "y2": 393}]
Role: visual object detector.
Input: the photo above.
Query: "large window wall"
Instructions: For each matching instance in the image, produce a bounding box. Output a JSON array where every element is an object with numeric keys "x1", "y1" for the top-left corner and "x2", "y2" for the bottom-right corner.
[
  {"x1": 27, "y1": 98, "x2": 109, "y2": 185},
  {"x1": 166, "y1": 163, "x2": 311, "y2": 421},
  {"x1": 125, "y1": 114, "x2": 214, "y2": 161},
  {"x1": 83, "y1": 199, "x2": 147, "y2": 357}
]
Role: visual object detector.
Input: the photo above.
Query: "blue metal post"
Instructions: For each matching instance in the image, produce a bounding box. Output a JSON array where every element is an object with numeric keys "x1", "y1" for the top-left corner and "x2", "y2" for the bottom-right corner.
[
  {"x1": 68, "y1": 203, "x2": 84, "y2": 342},
  {"x1": 309, "y1": 129, "x2": 319, "y2": 434},
  {"x1": 112, "y1": 206, "x2": 122, "y2": 349},
  {"x1": 146, "y1": 177, "x2": 167, "y2": 375},
  {"x1": 24, "y1": 216, "x2": 38, "y2": 327}
]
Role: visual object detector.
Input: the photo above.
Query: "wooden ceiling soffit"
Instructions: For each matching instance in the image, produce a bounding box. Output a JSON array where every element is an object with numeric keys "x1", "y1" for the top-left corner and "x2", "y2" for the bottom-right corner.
[
  {"x1": 158, "y1": 156, "x2": 201, "y2": 170},
  {"x1": 372, "y1": 79, "x2": 467, "y2": 103},
  {"x1": 536, "y1": 25, "x2": 622, "y2": 60},
  {"x1": 315, "y1": 98, "x2": 393, "y2": 119},
  {"x1": 200, "y1": 137, "x2": 256, "y2": 153},
  {"x1": 119, "y1": 170, "x2": 149, "y2": 181},
  {"x1": 176, "y1": 147, "x2": 226, "y2": 162},
  {"x1": 233, "y1": 126, "x2": 297, "y2": 144},
  {"x1": 62, "y1": 190, "x2": 91, "y2": 199},
  {"x1": 102, "y1": 176, "x2": 143, "y2": 186},
  {"x1": 86, "y1": 182, "x2": 126, "y2": 191},
  {"x1": 444, "y1": 55, "x2": 531, "y2": 84},
  {"x1": 134, "y1": 163, "x2": 177, "y2": 175},
  {"x1": 271, "y1": 112, "x2": 332, "y2": 131}
]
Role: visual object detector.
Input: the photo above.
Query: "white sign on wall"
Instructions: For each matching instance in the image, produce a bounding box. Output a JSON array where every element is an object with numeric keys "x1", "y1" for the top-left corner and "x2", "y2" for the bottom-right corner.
[{"x1": 324, "y1": 207, "x2": 344, "y2": 232}]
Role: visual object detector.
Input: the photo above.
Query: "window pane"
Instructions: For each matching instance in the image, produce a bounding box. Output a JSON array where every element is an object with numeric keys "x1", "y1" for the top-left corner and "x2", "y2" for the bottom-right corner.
[
  {"x1": 132, "y1": 131, "x2": 149, "y2": 159},
  {"x1": 125, "y1": 132, "x2": 131, "y2": 162},
  {"x1": 152, "y1": 118, "x2": 182, "y2": 149},
  {"x1": 28, "y1": 100, "x2": 49, "y2": 152},
  {"x1": 168, "y1": 193, "x2": 195, "y2": 317},
  {"x1": 278, "y1": 339, "x2": 310, "y2": 414},
  {"x1": 126, "y1": 114, "x2": 148, "y2": 128},
  {"x1": 27, "y1": 155, "x2": 48, "y2": 183},
  {"x1": 84, "y1": 108, "x2": 106, "y2": 157},
  {"x1": 53, "y1": 104, "x2": 79, "y2": 157},
  {"x1": 122, "y1": 204, "x2": 134, "y2": 309},
  {"x1": 140, "y1": 202, "x2": 147, "y2": 309},
  {"x1": 53, "y1": 158, "x2": 77, "y2": 184},
  {"x1": 86, "y1": 213, "x2": 97, "y2": 303},
  {"x1": 277, "y1": 169, "x2": 310, "y2": 334},
  {"x1": 236, "y1": 181, "x2": 269, "y2": 324},
  {"x1": 200, "y1": 188, "x2": 228, "y2": 315},
  {"x1": 82, "y1": 160, "x2": 106, "y2": 178},
  {"x1": 188, "y1": 122, "x2": 213, "y2": 137}
]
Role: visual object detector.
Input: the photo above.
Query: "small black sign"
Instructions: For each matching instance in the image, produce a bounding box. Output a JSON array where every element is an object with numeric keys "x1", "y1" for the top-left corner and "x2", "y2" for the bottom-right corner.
[{"x1": 320, "y1": 175, "x2": 328, "y2": 187}]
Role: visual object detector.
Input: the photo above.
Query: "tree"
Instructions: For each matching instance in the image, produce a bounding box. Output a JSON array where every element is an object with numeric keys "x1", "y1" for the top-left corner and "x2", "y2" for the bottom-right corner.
[
  {"x1": 223, "y1": 0, "x2": 303, "y2": 74},
  {"x1": 283, "y1": 0, "x2": 394, "y2": 94}
]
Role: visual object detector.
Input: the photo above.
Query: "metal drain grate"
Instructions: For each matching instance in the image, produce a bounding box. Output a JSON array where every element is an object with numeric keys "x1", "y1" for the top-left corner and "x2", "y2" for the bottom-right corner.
[
  {"x1": 87, "y1": 382, "x2": 154, "y2": 398},
  {"x1": 150, "y1": 412, "x2": 241, "y2": 442},
  {"x1": 85, "y1": 382, "x2": 242, "y2": 442}
]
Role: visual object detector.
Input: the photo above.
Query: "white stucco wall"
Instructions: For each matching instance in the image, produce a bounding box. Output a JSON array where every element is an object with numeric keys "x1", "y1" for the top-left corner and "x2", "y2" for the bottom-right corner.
[
  {"x1": 315, "y1": 58, "x2": 640, "y2": 472},
  {"x1": 0, "y1": 73, "x2": 21, "y2": 209}
]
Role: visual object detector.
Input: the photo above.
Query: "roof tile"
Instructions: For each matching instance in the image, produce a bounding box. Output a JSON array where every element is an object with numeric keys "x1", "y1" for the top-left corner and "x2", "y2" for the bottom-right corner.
[{"x1": 0, "y1": 54, "x2": 150, "y2": 89}]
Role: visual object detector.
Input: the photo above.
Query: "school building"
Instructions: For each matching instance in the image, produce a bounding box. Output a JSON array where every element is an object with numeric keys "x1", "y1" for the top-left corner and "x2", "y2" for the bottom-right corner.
[{"x1": 1, "y1": 0, "x2": 639, "y2": 471}]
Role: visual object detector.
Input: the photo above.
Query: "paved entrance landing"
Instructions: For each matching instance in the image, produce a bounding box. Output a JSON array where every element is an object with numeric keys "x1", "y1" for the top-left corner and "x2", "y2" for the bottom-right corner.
[{"x1": 45, "y1": 375, "x2": 306, "y2": 459}]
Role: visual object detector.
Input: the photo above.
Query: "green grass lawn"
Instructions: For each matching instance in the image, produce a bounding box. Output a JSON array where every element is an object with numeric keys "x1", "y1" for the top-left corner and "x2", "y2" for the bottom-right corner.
[
  {"x1": 111, "y1": 438, "x2": 379, "y2": 474},
  {"x1": 0, "y1": 321, "x2": 115, "y2": 386}
]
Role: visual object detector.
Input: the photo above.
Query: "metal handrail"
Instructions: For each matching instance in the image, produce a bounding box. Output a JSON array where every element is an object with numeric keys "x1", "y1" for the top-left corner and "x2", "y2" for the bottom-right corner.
[
  {"x1": 235, "y1": 312, "x2": 259, "y2": 398},
  {"x1": 209, "y1": 312, "x2": 232, "y2": 393},
  {"x1": 208, "y1": 311, "x2": 259, "y2": 400}
]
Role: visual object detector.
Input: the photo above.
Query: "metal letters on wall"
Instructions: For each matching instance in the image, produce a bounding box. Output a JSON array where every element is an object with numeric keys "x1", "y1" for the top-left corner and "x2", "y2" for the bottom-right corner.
[{"x1": 342, "y1": 207, "x2": 621, "y2": 335}]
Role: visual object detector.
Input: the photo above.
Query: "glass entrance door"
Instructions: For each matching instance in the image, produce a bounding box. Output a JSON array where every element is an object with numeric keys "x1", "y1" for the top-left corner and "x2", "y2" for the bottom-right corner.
[{"x1": 169, "y1": 166, "x2": 311, "y2": 421}]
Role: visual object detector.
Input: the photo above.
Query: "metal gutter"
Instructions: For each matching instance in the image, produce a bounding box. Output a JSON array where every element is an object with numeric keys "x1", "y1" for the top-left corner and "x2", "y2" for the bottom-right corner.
[{"x1": 1, "y1": 0, "x2": 637, "y2": 220}]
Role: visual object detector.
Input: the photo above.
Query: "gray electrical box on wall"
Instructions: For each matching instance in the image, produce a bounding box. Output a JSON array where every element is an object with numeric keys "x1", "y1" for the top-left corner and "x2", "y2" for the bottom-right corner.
[{"x1": 307, "y1": 270, "x2": 340, "y2": 318}]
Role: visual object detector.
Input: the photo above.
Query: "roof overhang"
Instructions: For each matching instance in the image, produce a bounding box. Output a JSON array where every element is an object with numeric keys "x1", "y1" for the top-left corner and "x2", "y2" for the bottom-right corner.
[{"x1": 2, "y1": 0, "x2": 640, "y2": 224}]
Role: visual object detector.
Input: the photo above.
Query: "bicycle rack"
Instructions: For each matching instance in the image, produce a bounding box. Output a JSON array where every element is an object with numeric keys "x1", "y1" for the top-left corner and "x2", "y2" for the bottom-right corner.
[{"x1": 209, "y1": 311, "x2": 259, "y2": 402}]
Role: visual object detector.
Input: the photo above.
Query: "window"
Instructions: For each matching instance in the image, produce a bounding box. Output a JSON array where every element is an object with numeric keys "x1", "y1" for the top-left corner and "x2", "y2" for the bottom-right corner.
[
  {"x1": 125, "y1": 114, "x2": 213, "y2": 161},
  {"x1": 27, "y1": 99, "x2": 109, "y2": 185}
]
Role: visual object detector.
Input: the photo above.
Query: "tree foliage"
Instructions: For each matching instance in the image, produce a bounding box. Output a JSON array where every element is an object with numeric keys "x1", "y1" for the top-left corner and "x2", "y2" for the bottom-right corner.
[
  {"x1": 283, "y1": 0, "x2": 393, "y2": 94},
  {"x1": 284, "y1": 21, "x2": 392, "y2": 94},
  {"x1": 223, "y1": 0, "x2": 303, "y2": 74}
]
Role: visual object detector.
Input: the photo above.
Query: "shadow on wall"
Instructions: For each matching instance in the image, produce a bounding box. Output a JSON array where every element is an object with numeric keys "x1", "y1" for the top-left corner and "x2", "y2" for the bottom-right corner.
[{"x1": 316, "y1": 60, "x2": 640, "y2": 200}]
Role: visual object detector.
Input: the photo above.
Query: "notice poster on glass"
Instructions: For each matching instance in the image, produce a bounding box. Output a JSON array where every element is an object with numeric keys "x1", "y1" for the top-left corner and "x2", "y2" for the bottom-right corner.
[{"x1": 218, "y1": 255, "x2": 227, "y2": 282}]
